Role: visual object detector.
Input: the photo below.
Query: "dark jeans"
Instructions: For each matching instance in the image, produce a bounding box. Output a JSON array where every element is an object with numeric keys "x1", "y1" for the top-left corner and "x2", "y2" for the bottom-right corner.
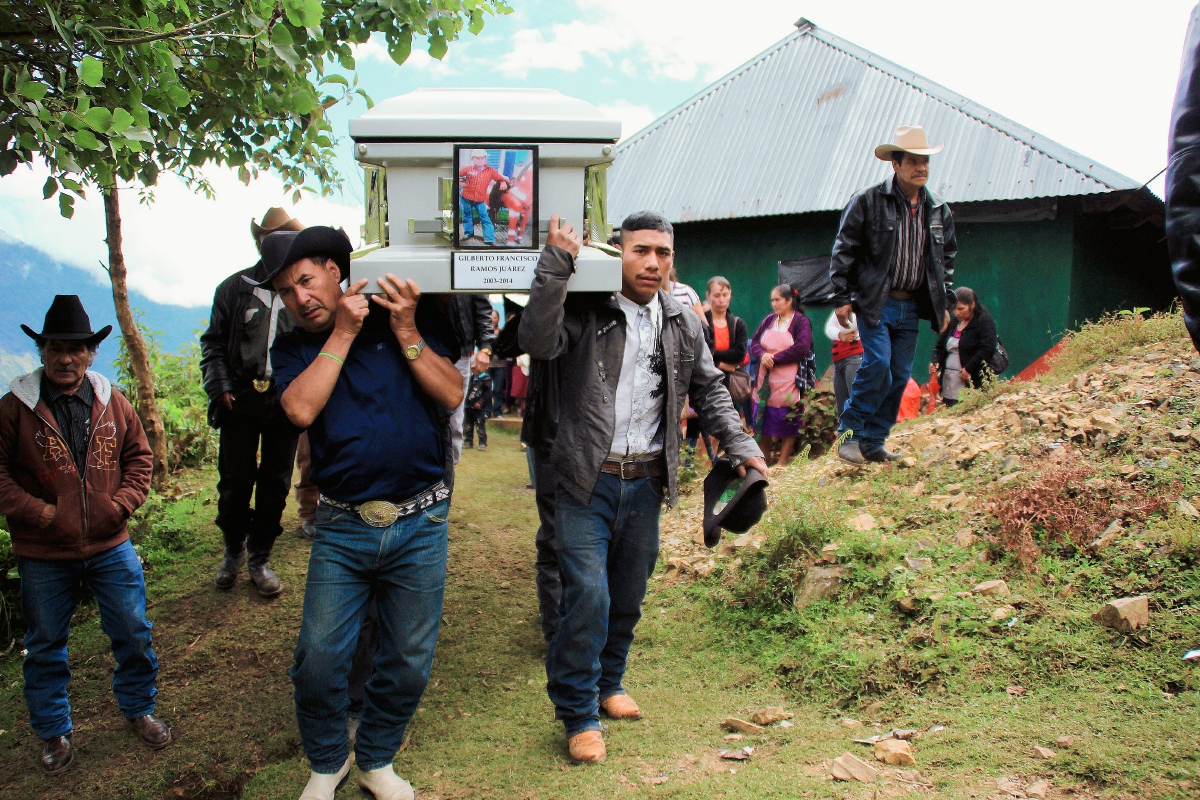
[
  {"x1": 215, "y1": 391, "x2": 300, "y2": 559},
  {"x1": 292, "y1": 500, "x2": 448, "y2": 773},
  {"x1": 833, "y1": 354, "x2": 863, "y2": 418},
  {"x1": 837, "y1": 296, "x2": 920, "y2": 453},
  {"x1": 18, "y1": 540, "x2": 158, "y2": 740},
  {"x1": 487, "y1": 366, "x2": 507, "y2": 417},
  {"x1": 546, "y1": 473, "x2": 662, "y2": 736},
  {"x1": 463, "y1": 407, "x2": 488, "y2": 447},
  {"x1": 530, "y1": 447, "x2": 561, "y2": 643}
]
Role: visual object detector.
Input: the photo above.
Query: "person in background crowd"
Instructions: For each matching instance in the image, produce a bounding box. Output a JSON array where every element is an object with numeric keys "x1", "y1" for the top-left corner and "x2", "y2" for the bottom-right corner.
[
  {"x1": 825, "y1": 308, "x2": 863, "y2": 418},
  {"x1": 200, "y1": 207, "x2": 304, "y2": 597},
  {"x1": 265, "y1": 226, "x2": 463, "y2": 800},
  {"x1": 665, "y1": 266, "x2": 706, "y2": 321},
  {"x1": 830, "y1": 125, "x2": 956, "y2": 464},
  {"x1": 520, "y1": 211, "x2": 766, "y2": 765},
  {"x1": 294, "y1": 432, "x2": 319, "y2": 539},
  {"x1": 750, "y1": 285, "x2": 813, "y2": 469},
  {"x1": 1167, "y1": 4, "x2": 1200, "y2": 353},
  {"x1": 511, "y1": 352, "x2": 530, "y2": 417},
  {"x1": 448, "y1": 295, "x2": 495, "y2": 462},
  {"x1": 702, "y1": 275, "x2": 749, "y2": 444},
  {"x1": 930, "y1": 286, "x2": 997, "y2": 407},
  {"x1": 463, "y1": 359, "x2": 492, "y2": 451},
  {"x1": 0, "y1": 296, "x2": 168, "y2": 775},
  {"x1": 487, "y1": 310, "x2": 507, "y2": 418}
]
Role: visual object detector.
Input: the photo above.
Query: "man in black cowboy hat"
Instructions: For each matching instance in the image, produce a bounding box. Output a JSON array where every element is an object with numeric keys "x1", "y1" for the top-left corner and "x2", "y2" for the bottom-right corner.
[
  {"x1": 0, "y1": 296, "x2": 169, "y2": 775},
  {"x1": 199, "y1": 207, "x2": 306, "y2": 596},
  {"x1": 261, "y1": 226, "x2": 463, "y2": 800}
]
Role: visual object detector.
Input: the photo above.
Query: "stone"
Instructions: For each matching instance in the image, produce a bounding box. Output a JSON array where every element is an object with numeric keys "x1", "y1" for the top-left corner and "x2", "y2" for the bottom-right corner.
[
  {"x1": 905, "y1": 557, "x2": 932, "y2": 572},
  {"x1": 909, "y1": 481, "x2": 926, "y2": 496},
  {"x1": 732, "y1": 533, "x2": 753, "y2": 548},
  {"x1": 1026, "y1": 779, "x2": 1051, "y2": 799},
  {"x1": 1178, "y1": 498, "x2": 1200, "y2": 519},
  {"x1": 723, "y1": 733, "x2": 744, "y2": 741},
  {"x1": 722, "y1": 718, "x2": 765, "y2": 735},
  {"x1": 749, "y1": 707, "x2": 793, "y2": 726},
  {"x1": 1088, "y1": 520, "x2": 1124, "y2": 552},
  {"x1": 873, "y1": 739, "x2": 917, "y2": 767},
  {"x1": 1001, "y1": 455, "x2": 1021, "y2": 472},
  {"x1": 954, "y1": 528, "x2": 977, "y2": 548},
  {"x1": 1091, "y1": 596, "x2": 1149, "y2": 632},
  {"x1": 1033, "y1": 745, "x2": 1056, "y2": 759},
  {"x1": 895, "y1": 597, "x2": 918, "y2": 614},
  {"x1": 907, "y1": 433, "x2": 936, "y2": 452},
  {"x1": 973, "y1": 579, "x2": 1011, "y2": 597},
  {"x1": 863, "y1": 700, "x2": 885, "y2": 718},
  {"x1": 848, "y1": 513, "x2": 876, "y2": 532},
  {"x1": 1054, "y1": 735, "x2": 1074, "y2": 748},
  {"x1": 839, "y1": 718, "x2": 863, "y2": 729},
  {"x1": 991, "y1": 605, "x2": 1017, "y2": 621},
  {"x1": 829, "y1": 752, "x2": 880, "y2": 783},
  {"x1": 899, "y1": 456, "x2": 917, "y2": 469},
  {"x1": 793, "y1": 566, "x2": 848, "y2": 611}
]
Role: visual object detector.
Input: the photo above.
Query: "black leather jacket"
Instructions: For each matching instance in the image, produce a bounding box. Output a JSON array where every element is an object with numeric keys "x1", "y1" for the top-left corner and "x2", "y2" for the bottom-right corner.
[
  {"x1": 830, "y1": 177, "x2": 958, "y2": 331},
  {"x1": 931, "y1": 308, "x2": 998, "y2": 389},
  {"x1": 449, "y1": 295, "x2": 496, "y2": 359},
  {"x1": 1167, "y1": 3, "x2": 1200, "y2": 350}
]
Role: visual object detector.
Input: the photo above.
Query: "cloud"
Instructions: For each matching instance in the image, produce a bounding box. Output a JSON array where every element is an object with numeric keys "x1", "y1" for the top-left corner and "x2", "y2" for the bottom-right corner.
[
  {"x1": 596, "y1": 100, "x2": 658, "y2": 142},
  {"x1": 0, "y1": 164, "x2": 363, "y2": 308}
]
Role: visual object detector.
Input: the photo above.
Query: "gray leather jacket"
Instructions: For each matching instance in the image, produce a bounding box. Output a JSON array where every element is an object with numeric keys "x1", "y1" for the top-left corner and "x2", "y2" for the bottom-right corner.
[{"x1": 519, "y1": 246, "x2": 761, "y2": 507}]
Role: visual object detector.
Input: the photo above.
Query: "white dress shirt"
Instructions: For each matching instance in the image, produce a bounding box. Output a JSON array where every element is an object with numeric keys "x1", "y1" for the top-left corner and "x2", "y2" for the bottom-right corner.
[{"x1": 611, "y1": 292, "x2": 665, "y2": 457}]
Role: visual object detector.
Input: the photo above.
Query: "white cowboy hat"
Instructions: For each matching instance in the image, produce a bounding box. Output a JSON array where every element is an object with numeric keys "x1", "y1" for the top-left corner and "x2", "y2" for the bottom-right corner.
[
  {"x1": 874, "y1": 125, "x2": 944, "y2": 161},
  {"x1": 470, "y1": 148, "x2": 488, "y2": 158}
]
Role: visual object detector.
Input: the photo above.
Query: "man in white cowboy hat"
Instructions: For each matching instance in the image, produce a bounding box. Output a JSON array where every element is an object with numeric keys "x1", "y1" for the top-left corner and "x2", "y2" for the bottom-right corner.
[
  {"x1": 458, "y1": 149, "x2": 509, "y2": 245},
  {"x1": 829, "y1": 124, "x2": 958, "y2": 464},
  {"x1": 199, "y1": 207, "x2": 305, "y2": 597}
]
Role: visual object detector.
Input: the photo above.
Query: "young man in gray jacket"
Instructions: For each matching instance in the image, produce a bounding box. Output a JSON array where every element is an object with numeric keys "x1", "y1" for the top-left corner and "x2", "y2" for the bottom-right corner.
[{"x1": 520, "y1": 212, "x2": 767, "y2": 764}]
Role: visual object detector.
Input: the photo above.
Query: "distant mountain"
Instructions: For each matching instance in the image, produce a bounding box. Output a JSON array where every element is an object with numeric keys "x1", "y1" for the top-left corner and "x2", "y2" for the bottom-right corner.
[{"x1": 0, "y1": 236, "x2": 205, "y2": 382}]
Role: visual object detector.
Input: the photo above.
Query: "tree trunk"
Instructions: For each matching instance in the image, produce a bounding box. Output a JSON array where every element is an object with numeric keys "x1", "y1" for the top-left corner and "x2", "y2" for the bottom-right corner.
[{"x1": 103, "y1": 187, "x2": 168, "y2": 485}]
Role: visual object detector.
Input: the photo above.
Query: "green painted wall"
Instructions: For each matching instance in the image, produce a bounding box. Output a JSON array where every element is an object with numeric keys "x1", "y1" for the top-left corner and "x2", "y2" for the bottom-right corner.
[
  {"x1": 1069, "y1": 207, "x2": 1175, "y2": 328},
  {"x1": 674, "y1": 209, "x2": 1077, "y2": 379}
]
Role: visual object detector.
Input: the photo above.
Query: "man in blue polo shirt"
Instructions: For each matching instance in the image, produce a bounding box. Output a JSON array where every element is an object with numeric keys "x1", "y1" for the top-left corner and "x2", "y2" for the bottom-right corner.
[{"x1": 260, "y1": 227, "x2": 463, "y2": 800}]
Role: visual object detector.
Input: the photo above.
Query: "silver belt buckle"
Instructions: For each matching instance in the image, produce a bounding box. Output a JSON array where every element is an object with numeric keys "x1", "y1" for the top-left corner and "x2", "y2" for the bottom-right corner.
[
  {"x1": 358, "y1": 500, "x2": 400, "y2": 528},
  {"x1": 619, "y1": 459, "x2": 639, "y2": 480}
]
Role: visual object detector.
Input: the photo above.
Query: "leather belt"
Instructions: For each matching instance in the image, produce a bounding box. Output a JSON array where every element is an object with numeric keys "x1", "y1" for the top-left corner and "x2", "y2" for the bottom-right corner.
[
  {"x1": 601, "y1": 456, "x2": 666, "y2": 480},
  {"x1": 888, "y1": 289, "x2": 913, "y2": 300},
  {"x1": 320, "y1": 481, "x2": 450, "y2": 528}
]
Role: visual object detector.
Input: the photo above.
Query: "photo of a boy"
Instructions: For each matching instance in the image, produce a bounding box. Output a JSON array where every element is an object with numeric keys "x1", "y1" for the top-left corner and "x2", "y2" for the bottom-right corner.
[{"x1": 459, "y1": 149, "x2": 509, "y2": 245}]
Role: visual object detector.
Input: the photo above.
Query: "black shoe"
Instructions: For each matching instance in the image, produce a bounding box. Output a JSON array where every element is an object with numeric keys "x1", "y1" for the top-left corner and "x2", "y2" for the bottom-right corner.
[
  {"x1": 130, "y1": 714, "x2": 171, "y2": 749},
  {"x1": 836, "y1": 440, "x2": 866, "y2": 465},
  {"x1": 214, "y1": 550, "x2": 245, "y2": 590},
  {"x1": 464, "y1": 442, "x2": 474, "y2": 449},
  {"x1": 300, "y1": 519, "x2": 316, "y2": 540},
  {"x1": 248, "y1": 554, "x2": 283, "y2": 598},
  {"x1": 478, "y1": 443, "x2": 488, "y2": 452},
  {"x1": 41, "y1": 734, "x2": 73, "y2": 775},
  {"x1": 862, "y1": 448, "x2": 902, "y2": 463}
]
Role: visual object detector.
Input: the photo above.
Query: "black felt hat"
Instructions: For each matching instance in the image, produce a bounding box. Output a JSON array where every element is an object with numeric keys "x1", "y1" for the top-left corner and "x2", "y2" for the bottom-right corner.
[
  {"x1": 701, "y1": 458, "x2": 769, "y2": 548},
  {"x1": 21, "y1": 295, "x2": 112, "y2": 344},
  {"x1": 250, "y1": 226, "x2": 352, "y2": 287}
]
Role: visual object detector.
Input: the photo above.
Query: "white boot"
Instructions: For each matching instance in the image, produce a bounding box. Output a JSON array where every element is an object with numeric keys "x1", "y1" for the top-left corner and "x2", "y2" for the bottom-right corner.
[
  {"x1": 299, "y1": 758, "x2": 350, "y2": 800},
  {"x1": 358, "y1": 763, "x2": 415, "y2": 800}
]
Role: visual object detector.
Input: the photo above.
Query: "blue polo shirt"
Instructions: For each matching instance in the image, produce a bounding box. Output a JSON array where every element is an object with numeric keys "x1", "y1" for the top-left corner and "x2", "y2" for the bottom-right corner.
[{"x1": 271, "y1": 305, "x2": 454, "y2": 505}]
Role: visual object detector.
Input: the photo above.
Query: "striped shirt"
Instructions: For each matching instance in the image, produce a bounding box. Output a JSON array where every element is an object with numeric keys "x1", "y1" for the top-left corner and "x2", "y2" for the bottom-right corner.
[
  {"x1": 459, "y1": 164, "x2": 507, "y2": 203},
  {"x1": 890, "y1": 200, "x2": 927, "y2": 292}
]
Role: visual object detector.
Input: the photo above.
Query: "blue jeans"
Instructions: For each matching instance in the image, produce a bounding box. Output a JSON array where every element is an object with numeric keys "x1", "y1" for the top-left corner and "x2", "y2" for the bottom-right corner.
[
  {"x1": 546, "y1": 473, "x2": 663, "y2": 736},
  {"x1": 18, "y1": 540, "x2": 158, "y2": 740},
  {"x1": 837, "y1": 296, "x2": 920, "y2": 453},
  {"x1": 291, "y1": 499, "x2": 449, "y2": 773},
  {"x1": 459, "y1": 196, "x2": 495, "y2": 243}
]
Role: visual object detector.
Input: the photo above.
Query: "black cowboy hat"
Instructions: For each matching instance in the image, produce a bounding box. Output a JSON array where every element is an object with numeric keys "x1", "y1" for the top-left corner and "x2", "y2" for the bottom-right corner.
[
  {"x1": 249, "y1": 226, "x2": 353, "y2": 287},
  {"x1": 21, "y1": 295, "x2": 112, "y2": 344},
  {"x1": 701, "y1": 458, "x2": 769, "y2": 548}
]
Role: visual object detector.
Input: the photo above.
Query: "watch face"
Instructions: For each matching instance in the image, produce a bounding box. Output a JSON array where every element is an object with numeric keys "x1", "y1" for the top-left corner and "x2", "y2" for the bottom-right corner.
[{"x1": 406, "y1": 345, "x2": 420, "y2": 359}]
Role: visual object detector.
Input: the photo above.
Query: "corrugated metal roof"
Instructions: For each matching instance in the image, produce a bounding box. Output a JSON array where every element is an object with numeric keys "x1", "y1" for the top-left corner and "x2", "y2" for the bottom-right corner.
[{"x1": 608, "y1": 19, "x2": 1142, "y2": 224}]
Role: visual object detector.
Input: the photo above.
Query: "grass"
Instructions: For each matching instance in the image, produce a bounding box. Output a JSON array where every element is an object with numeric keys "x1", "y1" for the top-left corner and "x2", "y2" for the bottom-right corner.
[{"x1": 0, "y1": 377, "x2": 1197, "y2": 798}]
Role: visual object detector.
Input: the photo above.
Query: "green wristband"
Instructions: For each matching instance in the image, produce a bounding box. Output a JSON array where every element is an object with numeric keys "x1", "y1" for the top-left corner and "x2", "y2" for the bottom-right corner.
[{"x1": 318, "y1": 351, "x2": 344, "y2": 366}]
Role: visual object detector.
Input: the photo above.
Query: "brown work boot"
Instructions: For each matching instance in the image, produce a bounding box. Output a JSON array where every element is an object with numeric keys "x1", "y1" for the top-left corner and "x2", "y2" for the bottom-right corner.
[
  {"x1": 40, "y1": 734, "x2": 73, "y2": 775},
  {"x1": 567, "y1": 730, "x2": 606, "y2": 763},
  {"x1": 130, "y1": 714, "x2": 171, "y2": 749},
  {"x1": 600, "y1": 693, "x2": 643, "y2": 720}
]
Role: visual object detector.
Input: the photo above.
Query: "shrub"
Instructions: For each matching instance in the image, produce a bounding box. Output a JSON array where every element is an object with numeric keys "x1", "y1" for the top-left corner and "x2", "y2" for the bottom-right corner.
[
  {"x1": 1044, "y1": 307, "x2": 1188, "y2": 381},
  {"x1": 0, "y1": 527, "x2": 19, "y2": 646}
]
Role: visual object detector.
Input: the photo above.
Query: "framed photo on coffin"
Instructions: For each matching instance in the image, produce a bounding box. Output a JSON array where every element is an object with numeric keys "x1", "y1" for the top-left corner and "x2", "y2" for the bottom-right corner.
[{"x1": 453, "y1": 145, "x2": 539, "y2": 250}]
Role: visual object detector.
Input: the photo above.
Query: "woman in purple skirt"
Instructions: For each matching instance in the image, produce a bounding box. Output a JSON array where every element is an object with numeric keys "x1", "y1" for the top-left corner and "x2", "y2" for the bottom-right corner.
[{"x1": 750, "y1": 285, "x2": 813, "y2": 468}]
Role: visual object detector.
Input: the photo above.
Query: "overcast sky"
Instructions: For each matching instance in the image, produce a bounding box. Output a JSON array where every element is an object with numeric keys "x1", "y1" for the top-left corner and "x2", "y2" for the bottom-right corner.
[{"x1": 0, "y1": 0, "x2": 1194, "y2": 307}]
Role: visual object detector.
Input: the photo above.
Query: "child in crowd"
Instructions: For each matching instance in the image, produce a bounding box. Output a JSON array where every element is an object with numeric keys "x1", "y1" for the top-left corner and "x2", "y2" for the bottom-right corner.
[{"x1": 464, "y1": 359, "x2": 492, "y2": 451}]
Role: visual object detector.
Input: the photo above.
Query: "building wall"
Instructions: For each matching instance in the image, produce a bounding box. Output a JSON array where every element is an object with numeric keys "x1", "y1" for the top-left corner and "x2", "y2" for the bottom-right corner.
[
  {"x1": 1069, "y1": 206, "x2": 1175, "y2": 328},
  {"x1": 674, "y1": 209, "x2": 1078, "y2": 379}
]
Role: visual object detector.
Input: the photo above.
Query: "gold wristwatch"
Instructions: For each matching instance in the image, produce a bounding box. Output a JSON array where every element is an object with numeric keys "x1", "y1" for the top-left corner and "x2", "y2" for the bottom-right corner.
[{"x1": 404, "y1": 338, "x2": 426, "y2": 361}]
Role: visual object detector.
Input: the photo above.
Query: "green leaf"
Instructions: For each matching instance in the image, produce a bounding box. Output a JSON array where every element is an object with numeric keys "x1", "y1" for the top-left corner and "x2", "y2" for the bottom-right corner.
[
  {"x1": 428, "y1": 34, "x2": 448, "y2": 60},
  {"x1": 111, "y1": 108, "x2": 135, "y2": 134},
  {"x1": 321, "y1": 74, "x2": 348, "y2": 87},
  {"x1": 42, "y1": 176, "x2": 57, "y2": 199},
  {"x1": 300, "y1": 0, "x2": 323, "y2": 27},
  {"x1": 72, "y1": 129, "x2": 101, "y2": 150},
  {"x1": 17, "y1": 81, "x2": 49, "y2": 102},
  {"x1": 388, "y1": 31, "x2": 412, "y2": 65},
  {"x1": 6, "y1": 566, "x2": 18, "y2": 580},
  {"x1": 83, "y1": 106, "x2": 114, "y2": 132},
  {"x1": 271, "y1": 24, "x2": 295, "y2": 46},
  {"x1": 166, "y1": 85, "x2": 191, "y2": 108},
  {"x1": 124, "y1": 126, "x2": 154, "y2": 144},
  {"x1": 469, "y1": 9, "x2": 484, "y2": 35},
  {"x1": 79, "y1": 56, "x2": 103, "y2": 88},
  {"x1": 58, "y1": 192, "x2": 75, "y2": 219}
]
